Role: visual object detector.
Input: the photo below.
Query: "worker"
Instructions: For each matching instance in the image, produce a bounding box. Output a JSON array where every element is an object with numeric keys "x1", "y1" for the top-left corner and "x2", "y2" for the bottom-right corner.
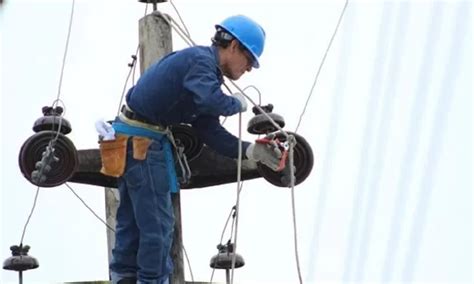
[{"x1": 105, "y1": 15, "x2": 283, "y2": 284}]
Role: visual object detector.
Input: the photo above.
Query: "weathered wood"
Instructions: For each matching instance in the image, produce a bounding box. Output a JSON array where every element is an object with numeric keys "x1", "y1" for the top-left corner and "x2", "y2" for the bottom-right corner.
[
  {"x1": 104, "y1": 187, "x2": 119, "y2": 265},
  {"x1": 138, "y1": 12, "x2": 186, "y2": 284},
  {"x1": 105, "y1": 11, "x2": 187, "y2": 284},
  {"x1": 139, "y1": 12, "x2": 172, "y2": 74}
]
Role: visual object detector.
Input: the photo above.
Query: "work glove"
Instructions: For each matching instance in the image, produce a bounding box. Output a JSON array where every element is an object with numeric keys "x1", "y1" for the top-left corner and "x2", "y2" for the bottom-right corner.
[
  {"x1": 95, "y1": 119, "x2": 115, "y2": 141},
  {"x1": 232, "y1": 92, "x2": 247, "y2": 112},
  {"x1": 246, "y1": 141, "x2": 282, "y2": 171}
]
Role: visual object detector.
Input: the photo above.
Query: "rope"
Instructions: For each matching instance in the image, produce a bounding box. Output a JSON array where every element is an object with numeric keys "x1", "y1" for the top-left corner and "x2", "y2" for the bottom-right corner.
[{"x1": 294, "y1": 0, "x2": 349, "y2": 133}]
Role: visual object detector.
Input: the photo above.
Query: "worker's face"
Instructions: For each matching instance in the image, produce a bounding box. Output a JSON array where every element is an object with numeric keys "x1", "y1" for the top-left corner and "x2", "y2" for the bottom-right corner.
[{"x1": 222, "y1": 40, "x2": 253, "y2": 80}]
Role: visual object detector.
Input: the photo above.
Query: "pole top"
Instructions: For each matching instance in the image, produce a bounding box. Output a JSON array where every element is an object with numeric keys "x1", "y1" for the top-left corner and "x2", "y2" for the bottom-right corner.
[{"x1": 138, "y1": 0, "x2": 168, "y2": 3}]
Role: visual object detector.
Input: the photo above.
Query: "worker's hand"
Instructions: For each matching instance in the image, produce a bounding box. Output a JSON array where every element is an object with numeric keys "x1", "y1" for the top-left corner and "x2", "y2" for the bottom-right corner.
[
  {"x1": 232, "y1": 92, "x2": 247, "y2": 112},
  {"x1": 246, "y1": 141, "x2": 282, "y2": 171}
]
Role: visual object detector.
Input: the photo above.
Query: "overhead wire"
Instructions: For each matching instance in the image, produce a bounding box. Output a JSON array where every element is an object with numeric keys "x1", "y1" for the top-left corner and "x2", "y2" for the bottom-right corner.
[
  {"x1": 242, "y1": 85, "x2": 262, "y2": 106},
  {"x1": 65, "y1": 183, "x2": 115, "y2": 232},
  {"x1": 18, "y1": 0, "x2": 345, "y2": 282},
  {"x1": 55, "y1": 0, "x2": 75, "y2": 102},
  {"x1": 209, "y1": 205, "x2": 237, "y2": 282},
  {"x1": 117, "y1": 46, "x2": 140, "y2": 116},
  {"x1": 18, "y1": 0, "x2": 76, "y2": 247},
  {"x1": 169, "y1": 0, "x2": 191, "y2": 37},
  {"x1": 230, "y1": 113, "x2": 244, "y2": 284},
  {"x1": 289, "y1": 1, "x2": 349, "y2": 282},
  {"x1": 294, "y1": 0, "x2": 349, "y2": 134},
  {"x1": 182, "y1": 245, "x2": 195, "y2": 282},
  {"x1": 220, "y1": 84, "x2": 262, "y2": 126},
  {"x1": 116, "y1": 4, "x2": 149, "y2": 116},
  {"x1": 19, "y1": 188, "x2": 40, "y2": 246}
]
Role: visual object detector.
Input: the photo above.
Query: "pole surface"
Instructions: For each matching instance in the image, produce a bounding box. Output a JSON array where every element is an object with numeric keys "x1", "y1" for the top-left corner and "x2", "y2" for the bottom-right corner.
[{"x1": 104, "y1": 11, "x2": 185, "y2": 283}]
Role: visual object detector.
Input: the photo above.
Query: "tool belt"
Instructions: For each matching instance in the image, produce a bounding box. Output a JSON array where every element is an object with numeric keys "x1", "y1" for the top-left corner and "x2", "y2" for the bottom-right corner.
[
  {"x1": 99, "y1": 134, "x2": 158, "y2": 177},
  {"x1": 119, "y1": 105, "x2": 168, "y2": 132},
  {"x1": 99, "y1": 106, "x2": 192, "y2": 184}
]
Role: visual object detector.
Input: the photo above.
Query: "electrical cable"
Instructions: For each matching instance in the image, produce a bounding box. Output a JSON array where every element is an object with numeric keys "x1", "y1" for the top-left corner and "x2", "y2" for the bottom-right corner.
[
  {"x1": 288, "y1": 2, "x2": 349, "y2": 282},
  {"x1": 50, "y1": 99, "x2": 66, "y2": 142},
  {"x1": 209, "y1": 205, "x2": 238, "y2": 283},
  {"x1": 19, "y1": 0, "x2": 76, "y2": 247},
  {"x1": 116, "y1": 46, "x2": 140, "y2": 116},
  {"x1": 116, "y1": 4, "x2": 149, "y2": 116},
  {"x1": 19, "y1": 188, "x2": 40, "y2": 246},
  {"x1": 289, "y1": 138, "x2": 303, "y2": 284},
  {"x1": 243, "y1": 85, "x2": 262, "y2": 106},
  {"x1": 230, "y1": 113, "x2": 243, "y2": 284},
  {"x1": 294, "y1": 0, "x2": 349, "y2": 134},
  {"x1": 65, "y1": 183, "x2": 115, "y2": 232},
  {"x1": 169, "y1": 0, "x2": 191, "y2": 37},
  {"x1": 55, "y1": 0, "x2": 75, "y2": 102},
  {"x1": 132, "y1": 54, "x2": 138, "y2": 86},
  {"x1": 182, "y1": 245, "x2": 195, "y2": 282}
]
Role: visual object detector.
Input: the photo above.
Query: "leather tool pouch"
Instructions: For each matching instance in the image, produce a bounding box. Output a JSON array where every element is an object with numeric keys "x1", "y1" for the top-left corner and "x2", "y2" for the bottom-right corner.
[
  {"x1": 99, "y1": 134, "x2": 129, "y2": 177},
  {"x1": 132, "y1": 136, "x2": 152, "y2": 160}
]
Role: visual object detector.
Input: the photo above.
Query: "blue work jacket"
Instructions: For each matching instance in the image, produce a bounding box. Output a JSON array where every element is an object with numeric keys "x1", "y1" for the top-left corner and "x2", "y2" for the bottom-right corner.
[{"x1": 126, "y1": 45, "x2": 250, "y2": 159}]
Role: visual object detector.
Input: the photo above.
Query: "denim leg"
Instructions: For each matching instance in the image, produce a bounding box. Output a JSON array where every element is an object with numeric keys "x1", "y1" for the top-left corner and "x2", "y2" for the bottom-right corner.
[
  {"x1": 125, "y1": 138, "x2": 175, "y2": 283},
  {"x1": 110, "y1": 160, "x2": 140, "y2": 281}
]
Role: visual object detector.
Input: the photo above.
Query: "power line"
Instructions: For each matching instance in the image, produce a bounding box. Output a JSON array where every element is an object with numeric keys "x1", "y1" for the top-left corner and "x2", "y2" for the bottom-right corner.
[
  {"x1": 294, "y1": 0, "x2": 349, "y2": 133},
  {"x1": 55, "y1": 0, "x2": 76, "y2": 102},
  {"x1": 183, "y1": 245, "x2": 195, "y2": 282},
  {"x1": 19, "y1": 188, "x2": 40, "y2": 246},
  {"x1": 65, "y1": 183, "x2": 115, "y2": 232},
  {"x1": 169, "y1": 0, "x2": 191, "y2": 37},
  {"x1": 116, "y1": 4, "x2": 149, "y2": 116},
  {"x1": 18, "y1": 0, "x2": 76, "y2": 247}
]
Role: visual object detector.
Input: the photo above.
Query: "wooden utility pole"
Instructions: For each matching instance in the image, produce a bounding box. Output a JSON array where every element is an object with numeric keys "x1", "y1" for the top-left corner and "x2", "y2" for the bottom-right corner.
[{"x1": 105, "y1": 2, "x2": 186, "y2": 283}]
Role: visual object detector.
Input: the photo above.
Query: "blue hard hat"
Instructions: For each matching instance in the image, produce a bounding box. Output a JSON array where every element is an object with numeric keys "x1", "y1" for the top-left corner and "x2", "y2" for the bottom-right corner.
[{"x1": 216, "y1": 15, "x2": 266, "y2": 68}]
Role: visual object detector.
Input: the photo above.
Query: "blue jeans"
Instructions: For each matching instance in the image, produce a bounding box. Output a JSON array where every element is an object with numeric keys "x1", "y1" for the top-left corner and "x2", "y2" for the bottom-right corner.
[{"x1": 110, "y1": 136, "x2": 176, "y2": 283}]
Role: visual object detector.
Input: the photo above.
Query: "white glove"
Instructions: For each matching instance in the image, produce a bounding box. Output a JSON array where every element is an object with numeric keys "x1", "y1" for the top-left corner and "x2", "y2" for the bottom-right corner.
[
  {"x1": 95, "y1": 119, "x2": 115, "y2": 141},
  {"x1": 246, "y1": 142, "x2": 282, "y2": 171},
  {"x1": 232, "y1": 92, "x2": 247, "y2": 112}
]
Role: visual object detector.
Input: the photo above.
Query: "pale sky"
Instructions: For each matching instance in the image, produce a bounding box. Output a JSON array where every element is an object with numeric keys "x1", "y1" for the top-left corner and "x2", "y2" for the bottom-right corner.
[{"x1": 1, "y1": 0, "x2": 472, "y2": 283}]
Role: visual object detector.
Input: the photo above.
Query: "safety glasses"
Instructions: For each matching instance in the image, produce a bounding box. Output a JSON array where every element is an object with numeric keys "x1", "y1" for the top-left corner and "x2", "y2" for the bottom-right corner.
[{"x1": 238, "y1": 43, "x2": 255, "y2": 68}]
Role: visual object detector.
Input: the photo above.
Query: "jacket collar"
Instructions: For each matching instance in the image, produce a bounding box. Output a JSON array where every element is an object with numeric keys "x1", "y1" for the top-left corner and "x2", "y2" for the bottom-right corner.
[{"x1": 211, "y1": 45, "x2": 224, "y2": 81}]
